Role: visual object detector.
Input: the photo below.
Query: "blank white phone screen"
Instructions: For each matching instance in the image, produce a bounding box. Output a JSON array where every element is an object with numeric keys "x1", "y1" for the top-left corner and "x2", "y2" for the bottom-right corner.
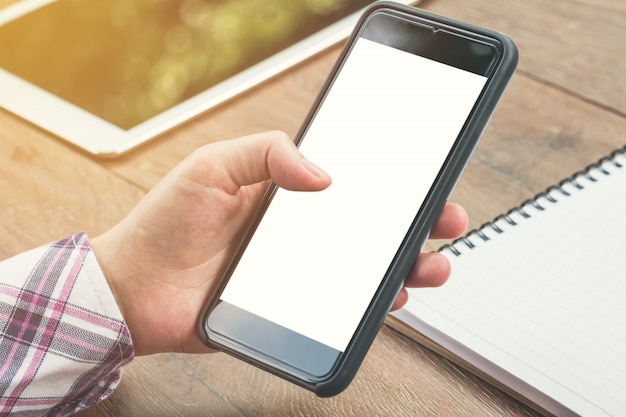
[{"x1": 221, "y1": 37, "x2": 487, "y2": 352}]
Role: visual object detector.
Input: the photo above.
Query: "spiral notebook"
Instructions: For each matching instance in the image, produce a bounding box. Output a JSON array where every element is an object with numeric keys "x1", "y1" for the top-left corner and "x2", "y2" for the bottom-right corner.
[{"x1": 390, "y1": 146, "x2": 626, "y2": 417}]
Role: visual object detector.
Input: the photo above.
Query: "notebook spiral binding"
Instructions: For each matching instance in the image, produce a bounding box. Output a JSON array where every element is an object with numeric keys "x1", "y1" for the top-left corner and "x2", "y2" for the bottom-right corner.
[{"x1": 440, "y1": 145, "x2": 626, "y2": 256}]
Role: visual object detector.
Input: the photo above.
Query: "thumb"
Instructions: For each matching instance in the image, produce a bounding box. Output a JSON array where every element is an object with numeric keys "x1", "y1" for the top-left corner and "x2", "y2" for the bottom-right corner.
[{"x1": 205, "y1": 131, "x2": 332, "y2": 193}]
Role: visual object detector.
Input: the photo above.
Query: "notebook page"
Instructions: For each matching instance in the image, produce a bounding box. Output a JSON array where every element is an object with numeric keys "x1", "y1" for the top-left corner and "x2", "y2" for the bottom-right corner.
[{"x1": 393, "y1": 151, "x2": 626, "y2": 417}]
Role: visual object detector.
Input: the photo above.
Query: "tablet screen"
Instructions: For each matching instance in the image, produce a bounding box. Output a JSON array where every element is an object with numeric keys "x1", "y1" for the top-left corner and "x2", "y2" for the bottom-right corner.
[{"x1": 0, "y1": 0, "x2": 393, "y2": 131}]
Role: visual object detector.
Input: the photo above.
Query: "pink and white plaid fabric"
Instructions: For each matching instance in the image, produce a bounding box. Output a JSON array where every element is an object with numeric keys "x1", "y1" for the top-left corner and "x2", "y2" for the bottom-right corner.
[{"x1": 0, "y1": 233, "x2": 134, "y2": 416}]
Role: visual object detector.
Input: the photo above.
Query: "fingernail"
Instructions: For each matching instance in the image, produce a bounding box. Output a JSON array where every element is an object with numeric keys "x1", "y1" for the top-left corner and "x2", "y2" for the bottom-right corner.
[{"x1": 301, "y1": 157, "x2": 330, "y2": 179}]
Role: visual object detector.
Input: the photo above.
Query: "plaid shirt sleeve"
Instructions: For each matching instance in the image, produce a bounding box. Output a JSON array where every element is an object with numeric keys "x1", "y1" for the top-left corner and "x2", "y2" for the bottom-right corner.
[{"x1": 0, "y1": 232, "x2": 134, "y2": 417}]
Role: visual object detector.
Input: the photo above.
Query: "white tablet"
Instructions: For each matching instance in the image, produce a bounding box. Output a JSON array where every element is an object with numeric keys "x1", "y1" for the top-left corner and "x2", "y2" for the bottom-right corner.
[{"x1": 0, "y1": 0, "x2": 413, "y2": 156}]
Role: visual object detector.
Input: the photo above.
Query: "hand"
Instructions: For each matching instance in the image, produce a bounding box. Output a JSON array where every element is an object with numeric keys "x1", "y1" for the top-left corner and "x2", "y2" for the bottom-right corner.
[{"x1": 91, "y1": 131, "x2": 467, "y2": 356}]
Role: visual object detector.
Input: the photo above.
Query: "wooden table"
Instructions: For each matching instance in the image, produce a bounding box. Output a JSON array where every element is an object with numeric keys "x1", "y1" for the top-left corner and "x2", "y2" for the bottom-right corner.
[{"x1": 2, "y1": 0, "x2": 625, "y2": 415}]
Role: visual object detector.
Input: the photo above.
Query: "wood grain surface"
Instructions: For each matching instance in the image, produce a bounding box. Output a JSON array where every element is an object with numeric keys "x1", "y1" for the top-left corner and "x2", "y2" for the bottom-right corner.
[{"x1": 2, "y1": 0, "x2": 624, "y2": 415}]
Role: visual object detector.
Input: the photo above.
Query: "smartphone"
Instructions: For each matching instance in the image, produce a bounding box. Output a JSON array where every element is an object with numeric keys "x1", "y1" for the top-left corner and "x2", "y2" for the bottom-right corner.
[{"x1": 198, "y1": 1, "x2": 517, "y2": 397}]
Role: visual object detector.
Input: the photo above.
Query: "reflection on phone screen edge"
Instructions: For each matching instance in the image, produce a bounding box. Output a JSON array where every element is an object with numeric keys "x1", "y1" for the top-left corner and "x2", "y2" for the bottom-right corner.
[
  {"x1": 207, "y1": 301, "x2": 342, "y2": 381},
  {"x1": 362, "y1": 12, "x2": 499, "y2": 77}
]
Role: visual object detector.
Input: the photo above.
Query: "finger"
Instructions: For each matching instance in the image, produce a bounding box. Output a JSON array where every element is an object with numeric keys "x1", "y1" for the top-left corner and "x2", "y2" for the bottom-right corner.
[
  {"x1": 429, "y1": 202, "x2": 468, "y2": 240},
  {"x1": 390, "y1": 288, "x2": 409, "y2": 311},
  {"x1": 404, "y1": 252, "x2": 451, "y2": 289},
  {"x1": 196, "y1": 131, "x2": 331, "y2": 194},
  {"x1": 390, "y1": 252, "x2": 451, "y2": 311}
]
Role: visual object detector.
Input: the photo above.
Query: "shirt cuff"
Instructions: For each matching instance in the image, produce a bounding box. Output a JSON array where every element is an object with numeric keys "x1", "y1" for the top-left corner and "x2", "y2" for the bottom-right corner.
[{"x1": 0, "y1": 232, "x2": 134, "y2": 416}]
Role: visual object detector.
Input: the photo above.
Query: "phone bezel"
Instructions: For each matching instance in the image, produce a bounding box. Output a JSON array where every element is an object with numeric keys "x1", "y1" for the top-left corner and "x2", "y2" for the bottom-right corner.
[{"x1": 199, "y1": 1, "x2": 518, "y2": 397}]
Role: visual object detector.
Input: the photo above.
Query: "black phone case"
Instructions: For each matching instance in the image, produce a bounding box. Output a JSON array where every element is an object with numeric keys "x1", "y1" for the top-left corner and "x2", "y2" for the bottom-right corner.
[{"x1": 199, "y1": 1, "x2": 518, "y2": 397}]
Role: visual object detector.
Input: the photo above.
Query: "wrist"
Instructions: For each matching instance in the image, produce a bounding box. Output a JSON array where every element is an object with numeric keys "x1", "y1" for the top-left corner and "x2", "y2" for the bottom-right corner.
[
  {"x1": 89, "y1": 229, "x2": 214, "y2": 355},
  {"x1": 90, "y1": 230, "x2": 129, "y2": 325}
]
